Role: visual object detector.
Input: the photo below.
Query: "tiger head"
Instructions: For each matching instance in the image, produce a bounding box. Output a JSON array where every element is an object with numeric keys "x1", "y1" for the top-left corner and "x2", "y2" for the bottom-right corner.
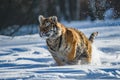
[{"x1": 38, "y1": 15, "x2": 62, "y2": 39}]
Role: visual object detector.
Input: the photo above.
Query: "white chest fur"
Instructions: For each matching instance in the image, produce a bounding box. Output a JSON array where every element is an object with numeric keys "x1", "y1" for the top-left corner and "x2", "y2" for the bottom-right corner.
[{"x1": 46, "y1": 38, "x2": 70, "y2": 63}]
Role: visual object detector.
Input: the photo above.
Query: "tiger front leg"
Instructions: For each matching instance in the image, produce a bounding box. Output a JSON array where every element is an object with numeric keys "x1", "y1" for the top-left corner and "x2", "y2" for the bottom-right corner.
[
  {"x1": 54, "y1": 57, "x2": 63, "y2": 66},
  {"x1": 52, "y1": 55, "x2": 64, "y2": 66}
]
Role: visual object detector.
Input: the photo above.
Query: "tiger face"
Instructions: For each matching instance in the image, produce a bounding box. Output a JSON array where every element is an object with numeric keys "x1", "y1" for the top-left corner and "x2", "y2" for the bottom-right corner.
[{"x1": 38, "y1": 15, "x2": 62, "y2": 39}]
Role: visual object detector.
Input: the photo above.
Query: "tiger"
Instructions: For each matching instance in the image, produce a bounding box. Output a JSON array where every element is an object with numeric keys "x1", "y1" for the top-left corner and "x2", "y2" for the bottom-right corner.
[{"x1": 38, "y1": 15, "x2": 98, "y2": 66}]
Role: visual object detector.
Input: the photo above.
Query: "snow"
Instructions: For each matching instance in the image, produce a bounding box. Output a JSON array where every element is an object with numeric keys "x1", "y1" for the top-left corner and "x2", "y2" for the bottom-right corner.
[{"x1": 0, "y1": 20, "x2": 120, "y2": 79}]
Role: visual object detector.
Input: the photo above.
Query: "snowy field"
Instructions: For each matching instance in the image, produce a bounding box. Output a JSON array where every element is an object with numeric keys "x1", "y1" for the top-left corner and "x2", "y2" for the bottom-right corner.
[{"x1": 0, "y1": 20, "x2": 120, "y2": 79}]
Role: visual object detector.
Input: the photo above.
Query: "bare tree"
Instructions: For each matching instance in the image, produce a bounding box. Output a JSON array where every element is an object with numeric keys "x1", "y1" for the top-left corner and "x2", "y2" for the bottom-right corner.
[{"x1": 89, "y1": 0, "x2": 107, "y2": 19}]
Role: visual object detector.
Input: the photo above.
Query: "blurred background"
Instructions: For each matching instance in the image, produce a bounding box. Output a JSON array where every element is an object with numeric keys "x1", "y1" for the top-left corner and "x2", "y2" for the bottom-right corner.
[{"x1": 0, "y1": 0, "x2": 120, "y2": 36}]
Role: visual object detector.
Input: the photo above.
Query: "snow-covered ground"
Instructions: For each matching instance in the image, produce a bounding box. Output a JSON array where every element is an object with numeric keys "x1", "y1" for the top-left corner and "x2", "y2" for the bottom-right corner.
[{"x1": 0, "y1": 20, "x2": 120, "y2": 79}]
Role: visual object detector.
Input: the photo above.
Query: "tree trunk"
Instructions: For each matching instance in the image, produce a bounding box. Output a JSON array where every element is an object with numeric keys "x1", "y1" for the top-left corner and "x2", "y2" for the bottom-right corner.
[
  {"x1": 55, "y1": 0, "x2": 61, "y2": 19},
  {"x1": 65, "y1": 0, "x2": 70, "y2": 21},
  {"x1": 76, "y1": 0, "x2": 80, "y2": 20}
]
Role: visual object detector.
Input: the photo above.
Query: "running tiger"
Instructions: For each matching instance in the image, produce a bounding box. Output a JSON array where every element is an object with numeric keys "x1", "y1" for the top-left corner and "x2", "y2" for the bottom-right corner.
[{"x1": 38, "y1": 15, "x2": 98, "y2": 66}]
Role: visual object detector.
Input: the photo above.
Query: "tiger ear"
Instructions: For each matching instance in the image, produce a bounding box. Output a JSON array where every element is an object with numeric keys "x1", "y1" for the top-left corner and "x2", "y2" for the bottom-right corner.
[
  {"x1": 38, "y1": 15, "x2": 45, "y2": 25},
  {"x1": 51, "y1": 16, "x2": 58, "y2": 23}
]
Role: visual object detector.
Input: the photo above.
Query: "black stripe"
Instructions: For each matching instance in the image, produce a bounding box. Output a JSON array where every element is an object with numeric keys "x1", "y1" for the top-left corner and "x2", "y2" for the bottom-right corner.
[{"x1": 58, "y1": 35, "x2": 62, "y2": 48}]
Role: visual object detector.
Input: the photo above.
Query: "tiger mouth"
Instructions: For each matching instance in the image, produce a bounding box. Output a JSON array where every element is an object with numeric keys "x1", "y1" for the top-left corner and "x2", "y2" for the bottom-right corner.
[
  {"x1": 40, "y1": 32, "x2": 49, "y2": 37},
  {"x1": 40, "y1": 31, "x2": 55, "y2": 38}
]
